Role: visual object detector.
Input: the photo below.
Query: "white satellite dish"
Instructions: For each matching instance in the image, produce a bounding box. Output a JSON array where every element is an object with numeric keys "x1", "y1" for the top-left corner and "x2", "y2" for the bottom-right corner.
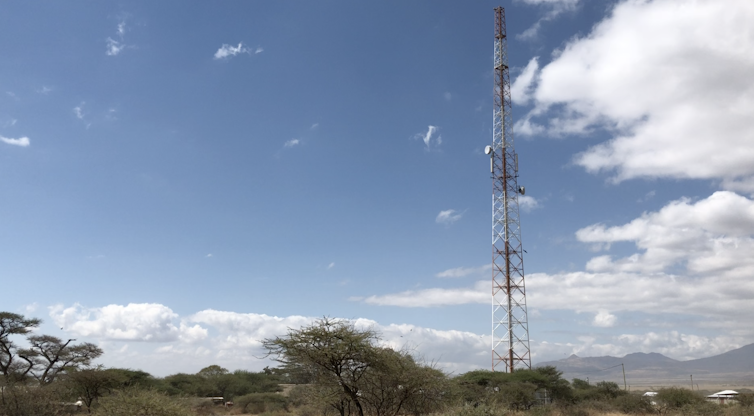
[{"x1": 484, "y1": 145, "x2": 492, "y2": 155}]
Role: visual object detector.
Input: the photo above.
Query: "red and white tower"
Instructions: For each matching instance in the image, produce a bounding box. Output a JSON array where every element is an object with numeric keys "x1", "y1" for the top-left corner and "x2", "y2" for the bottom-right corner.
[{"x1": 488, "y1": 6, "x2": 531, "y2": 372}]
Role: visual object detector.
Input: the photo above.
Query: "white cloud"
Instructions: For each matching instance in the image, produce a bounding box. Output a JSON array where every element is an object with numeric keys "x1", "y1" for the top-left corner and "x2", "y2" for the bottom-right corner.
[
  {"x1": 518, "y1": 195, "x2": 540, "y2": 212},
  {"x1": 362, "y1": 280, "x2": 488, "y2": 307},
  {"x1": 517, "y1": 0, "x2": 754, "y2": 191},
  {"x1": 40, "y1": 301, "x2": 749, "y2": 374},
  {"x1": 255, "y1": 47, "x2": 264, "y2": 54},
  {"x1": 637, "y1": 190, "x2": 656, "y2": 203},
  {"x1": 0, "y1": 135, "x2": 30, "y2": 147},
  {"x1": 511, "y1": 58, "x2": 540, "y2": 105},
  {"x1": 361, "y1": 191, "x2": 754, "y2": 329},
  {"x1": 106, "y1": 20, "x2": 129, "y2": 56},
  {"x1": 435, "y1": 209, "x2": 462, "y2": 225},
  {"x1": 412, "y1": 125, "x2": 441, "y2": 150},
  {"x1": 187, "y1": 311, "x2": 488, "y2": 372},
  {"x1": 576, "y1": 191, "x2": 754, "y2": 276},
  {"x1": 310, "y1": 123, "x2": 319, "y2": 130},
  {"x1": 516, "y1": 0, "x2": 580, "y2": 40},
  {"x1": 436, "y1": 264, "x2": 490, "y2": 279},
  {"x1": 327, "y1": 262, "x2": 335, "y2": 270},
  {"x1": 106, "y1": 37, "x2": 124, "y2": 56},
  {"x1": 593, "y1": 310, "x2": 617, "y2": 327},
  {"x1": 50, "y1": 303, "x2": 207, "y2": 343},
  {"x1": 534, "y1": 331, "x2": 745, "y2": 362},
  {"x1": 519, "y1": 0, "x2": 578, "y2": 5},
  {"x1": 443, "y1": 92, "x2": 452, "y2": 101},
  {"x1": 214, "y1": 42, "x2": 250, "y2": 60},
  {"x1": 284, "y1": 139, "x2": 300, "y2": 148},
  {"x1": 37, "y1": 86, "x2": 52, "y2": 94},
  {"x1": 73, "y1": 103, "x2": 85, "y2": 120}
]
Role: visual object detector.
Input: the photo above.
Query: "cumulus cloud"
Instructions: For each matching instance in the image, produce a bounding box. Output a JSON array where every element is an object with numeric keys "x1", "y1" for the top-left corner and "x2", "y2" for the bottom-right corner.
[
  {"x1": 359, "y1": 191, "x2": 754, "y2": 355},
  {"x1": 284, "y1": 139, "x2": 300, "y2": 148},
  {"x1": 50, "y1": 303, "x2": 207, "y2": 343},
  {"x1": 593, "y1": 310, "x2": 617, "y2": 327},
  {"x1": 534, "y1": 331, "x2": 745, "y2": 362},
  {"x1": 214, "y1": 43, "x2": 250, "y2": 60},
  {"x1": 511, "y1": 58, "x2": 540, "y2": 105},
  {"x1": 0, "y1": 135, "x2": 30, "y2": 147},
  {"x1": 42, "y1": 300, "x2": 750, "y2": 373},
  {"x1": 413, "y1": 125, "x2": 441, "y2": 150},
  {"x1": 187, "y1": 311, "x2": 489, "y2": 372},
  {"x1": 368, "y1": 191, "x2": 754, "y2": 316},
  {"x1": 517, "y1": 0, "x2": 754, "y2": 191},
  {"x1": 56, "y1": 306, "x2": 491, "y2": 373},
  {"x1": 576, "y1": 191, "x2": 754, "y2": 276},
  {"x1": 435, "y1": 209, "x2": 463, "y2": 225}
]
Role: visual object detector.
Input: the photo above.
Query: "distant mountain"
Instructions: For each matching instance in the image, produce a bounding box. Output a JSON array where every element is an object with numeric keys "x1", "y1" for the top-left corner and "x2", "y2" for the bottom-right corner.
[{"x1": 536, "y1": 343, "x2": 754, "y2": 386}]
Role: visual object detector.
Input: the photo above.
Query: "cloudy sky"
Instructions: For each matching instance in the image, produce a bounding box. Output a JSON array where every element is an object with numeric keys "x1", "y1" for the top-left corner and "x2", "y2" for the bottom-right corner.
[{"x1": 2, "y1": 0, "x2": 754, "y2": 377}]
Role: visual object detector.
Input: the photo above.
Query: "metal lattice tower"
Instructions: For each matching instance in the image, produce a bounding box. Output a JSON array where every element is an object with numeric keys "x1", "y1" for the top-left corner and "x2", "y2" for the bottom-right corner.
[{"x1": 490, "y1": 6, "x2": 531, "y2": 372}]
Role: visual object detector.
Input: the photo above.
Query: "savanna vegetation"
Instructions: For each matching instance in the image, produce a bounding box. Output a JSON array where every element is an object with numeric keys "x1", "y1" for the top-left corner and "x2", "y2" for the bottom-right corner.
[{"x1": 1, "y1": 312, "x2": 751, "y2": 416}]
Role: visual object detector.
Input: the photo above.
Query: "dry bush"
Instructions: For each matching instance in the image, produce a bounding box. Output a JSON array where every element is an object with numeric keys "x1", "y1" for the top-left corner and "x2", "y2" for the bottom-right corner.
[
  {"x1": 0, "y1": 384, "x2": 72, "y2": 416},
  {"x1": 233, "y1": 392, "x2": 288, "y2": 414},
  {"x1": 92, "y1": 388, "x2": 194, "y2": 416}
]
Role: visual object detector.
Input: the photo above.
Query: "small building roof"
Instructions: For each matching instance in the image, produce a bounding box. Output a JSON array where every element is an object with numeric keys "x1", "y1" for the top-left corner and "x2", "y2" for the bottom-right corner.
[{"x1": 707, "y1": 390, "x2": 738, "y2": 398}]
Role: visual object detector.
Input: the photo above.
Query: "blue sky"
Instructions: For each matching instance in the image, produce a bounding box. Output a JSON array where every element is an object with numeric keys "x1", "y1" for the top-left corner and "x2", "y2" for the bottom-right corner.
[{"x1": 2, "y1": 0, "x2": 754, "y2": 376}]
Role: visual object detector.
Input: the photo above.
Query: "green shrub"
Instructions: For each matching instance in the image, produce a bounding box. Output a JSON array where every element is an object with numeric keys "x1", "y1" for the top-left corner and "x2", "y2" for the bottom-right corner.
[
  {"x1": 611, "y1": 394, "x2": 654, "y2": 414},
  {"x1": 92, "y1": 388, "x2": 193, "y2": 416},
  {"x1": 677, "y1": 401, "x2": 725, "y2": 416},
  {"x1": 0, "y1": 385, "x2": 70, "y2": 416},
  {"x1": 495, "y1": 382, "x2": 538, "y2": 410},
  {"x1": 527, "y1": 405, "x2": 555, "y2": 416},
  {"x1": 559, "y1": 404, "x2": 591, "y2": 416},
  {"x1": 451, "y1": 403, "x2": 509, "y2": 416},
  {"x1": 234, "y1": 392, "x2": 288, "y2": 414},
  {"x1": 737, "y1": 392, "x2": 754, "y2": 408},
  {"x1": 655, "y1": 387, "x2": 704, "y2": 410}
]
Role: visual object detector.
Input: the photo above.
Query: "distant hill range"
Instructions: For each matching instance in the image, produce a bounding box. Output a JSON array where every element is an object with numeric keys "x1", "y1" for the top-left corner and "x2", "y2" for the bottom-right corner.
[{"x1": 535, "y1": 343, "x2": 754, "y2": 387}]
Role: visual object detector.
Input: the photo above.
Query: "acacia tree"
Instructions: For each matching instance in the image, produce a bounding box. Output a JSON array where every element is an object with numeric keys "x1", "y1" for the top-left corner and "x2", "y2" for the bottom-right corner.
[
  {"x1": 0, "y1": 312, "x2": 103, "y2": 386},
  {"x1": 0, "y1": 312, "x2": 41, "y2": 384},
  {"x1": 359, "y1": 348, "x2": 449, "y2": 416},
  {"x1": 197, "y1": 365, "x2": 236, "y2": 398},
  {"x1": 66, "y1": 367, "x2": 125, "y2": 413},
  {"x1": 263, "y1": 318, "x2": 379, "y2": 416},
  {"x1": 18, "y1": 334, "x2": 103, "y2": 385},
  {"x1": 263, "y1": 318, "x2": 451, "y2": 416}
]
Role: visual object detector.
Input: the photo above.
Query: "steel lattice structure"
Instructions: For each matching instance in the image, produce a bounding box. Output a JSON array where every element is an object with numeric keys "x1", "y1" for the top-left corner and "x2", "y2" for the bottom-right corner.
[{"x1": 490, "y1": 6, "x2": 531, "y2": 372}]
